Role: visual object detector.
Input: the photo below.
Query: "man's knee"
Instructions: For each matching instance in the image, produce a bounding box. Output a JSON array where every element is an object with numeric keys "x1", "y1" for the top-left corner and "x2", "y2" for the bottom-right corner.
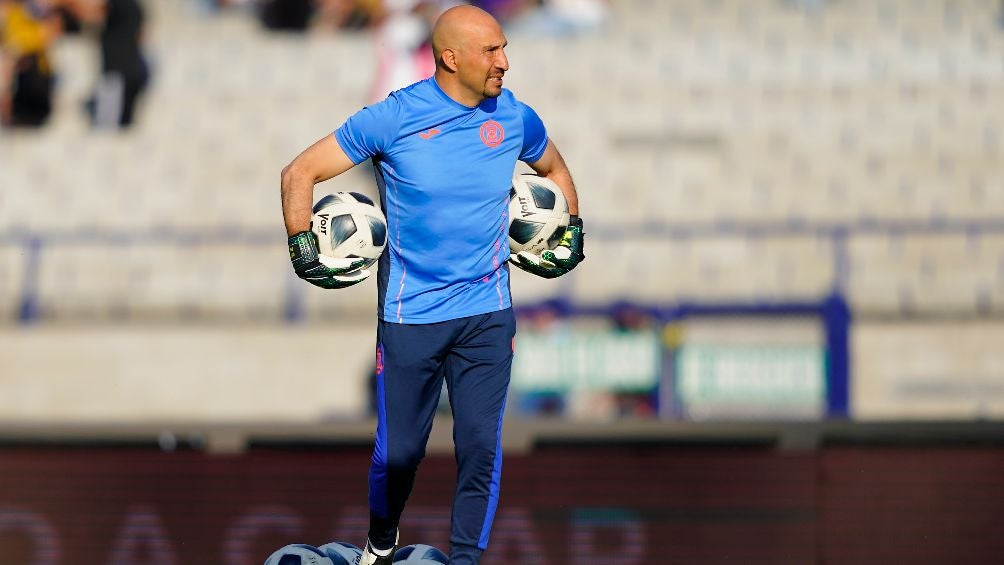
[
  {"x1": 386, "y1": 443, "x2": 426, "y2": 473},
  {"x1": 454, "y1": 422, "x2": 501, "y2": 455}
]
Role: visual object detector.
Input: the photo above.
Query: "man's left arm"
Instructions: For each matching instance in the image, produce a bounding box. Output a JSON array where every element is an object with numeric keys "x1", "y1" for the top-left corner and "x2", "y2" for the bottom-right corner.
[
  {"x1": 511, "y1": 139, "x2": 586, "y2": 278},
  {"x1": 529, "y1": 139, "x2": 578, "y2": 216}
]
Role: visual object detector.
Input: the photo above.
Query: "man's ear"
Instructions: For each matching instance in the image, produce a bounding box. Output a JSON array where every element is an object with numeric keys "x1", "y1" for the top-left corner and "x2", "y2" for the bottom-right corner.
[{"x1": 442, "y1": 48, "x2": 459, "y2": 72}]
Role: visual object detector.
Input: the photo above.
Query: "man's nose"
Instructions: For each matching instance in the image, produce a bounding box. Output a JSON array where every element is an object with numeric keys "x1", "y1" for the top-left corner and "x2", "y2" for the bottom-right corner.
[{"x1": 496, "y1": 50, "x2": 510, "y2": 72}]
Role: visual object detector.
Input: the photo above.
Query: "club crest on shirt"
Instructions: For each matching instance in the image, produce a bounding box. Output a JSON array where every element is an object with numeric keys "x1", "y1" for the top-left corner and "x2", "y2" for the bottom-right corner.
[{"x1": 480, "y1": 120, "x2": 504, "y2": 148}]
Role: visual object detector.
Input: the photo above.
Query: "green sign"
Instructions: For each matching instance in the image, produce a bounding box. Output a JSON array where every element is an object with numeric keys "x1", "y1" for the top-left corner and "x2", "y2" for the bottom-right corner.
[
  {"x1": 675, "y1": 344, "x2": 825, "y2": 416},
  {"x1": 512, "y1": 330, "x2": 661, "y2": 392}
]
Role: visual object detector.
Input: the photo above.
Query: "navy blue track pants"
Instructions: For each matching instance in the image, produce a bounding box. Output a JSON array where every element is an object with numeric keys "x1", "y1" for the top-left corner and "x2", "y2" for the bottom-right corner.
[{"x1": 368, "y1": 308, "x2": 516, "y2": 560}]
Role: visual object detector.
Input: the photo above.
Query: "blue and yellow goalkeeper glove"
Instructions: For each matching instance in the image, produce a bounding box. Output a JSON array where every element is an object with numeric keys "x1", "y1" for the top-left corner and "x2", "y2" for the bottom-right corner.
[
  {"x1": 288, "y1": 231, "x2": 370, "y2": 289},
  {"x1": 510, "y1": 216, "x2": 585, "y2": 279}
]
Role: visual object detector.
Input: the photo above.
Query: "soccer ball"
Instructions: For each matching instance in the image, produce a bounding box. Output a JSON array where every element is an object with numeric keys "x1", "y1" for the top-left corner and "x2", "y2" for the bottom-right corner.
[
  {"x1": 392, "y1": 544, "x2": 449, "y2": 564},
  {"x1": 508, "y1": 173, "x2": 569, "y2": 255},
  {"x1": 318, "y1": 541, "x2": 362, "y2": 565},
  {"x1": 311, "y1": 192, "x2": 388, "y2": 269},
  {"x1": 263, "y1": 544, "x2": 334, "y2": 565}
]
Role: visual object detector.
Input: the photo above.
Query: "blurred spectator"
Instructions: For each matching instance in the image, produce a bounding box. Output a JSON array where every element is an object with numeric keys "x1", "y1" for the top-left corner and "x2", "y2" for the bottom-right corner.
[
  {"x1": 613, "y1": 391, "x2": 657, "y2": 418},
  {"x1": 55, "y1": 0, "x2": 82, "y2": 33},
  {"x1": 611, "y1": 302, "x2": 654, "y2": 333},
  {"x1": 518, "y1": 388, "x2": 565, "y2": 417},
  {"x1": 471, "y1": 0, "x2": 530, "y2": 24},
  {"x1": 255, "y1": 0, "x2": 384, "y2": 32},
  {"x1": 0, "y1": 0, "x2": 63, "y2": 127},
  {"x1": 518, "y1": 300, "x2": 570, "y2": 333},
  {"x1": 510, "y1": 0, "x2": 608, "y2": 36},
  {"x1": 71, "y1": 0, "x2": 148, "y2": 128},
  {"x1": 565, "y1": 390, "x2": 618, "y2": 420},
  {"x1": 513, "y1": 302, "x2": 571, "y2": 417},
  {"x1": 608, "y1": 303, "x2": 658, "y2": 418},
  {"x1": 311, "y1": 0, "x2": 379, "y2": 32},
  {"x1": 258, "y1": 0, "x2": 311, "y2": 31},
  {"x1": 0, "y1": 3, "x2": 8, "y2": 123},
  {"x1": 367, "y1": 0, "x2": 442, "y2": 103}
]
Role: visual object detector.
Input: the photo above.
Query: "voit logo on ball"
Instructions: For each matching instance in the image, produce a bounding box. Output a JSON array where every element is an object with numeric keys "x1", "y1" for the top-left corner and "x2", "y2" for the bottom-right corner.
[{"x1": 315, "y1": 212, "x2": 330, "y2": 236}]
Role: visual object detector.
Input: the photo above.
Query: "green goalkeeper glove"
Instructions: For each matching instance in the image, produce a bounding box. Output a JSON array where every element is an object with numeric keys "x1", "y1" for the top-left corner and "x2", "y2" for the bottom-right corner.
[
  {"x1": 288, "y1": 231, "x2": 370, "y2": 289},
  {"x1": 510, "y1": 216, "x2": 585, "y2": 279}
]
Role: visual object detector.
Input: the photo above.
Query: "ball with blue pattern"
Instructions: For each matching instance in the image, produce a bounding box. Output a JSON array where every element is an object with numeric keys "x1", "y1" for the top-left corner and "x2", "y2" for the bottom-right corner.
[
  {"x1": 508, "y1": 173, "x2": 569, "y2": 256},
  {"x1": 310, "y1": 191, "x2": 388, "y2": 269},
  {"x1": 318, "y1": 541, "x2": 363, "y2": 564},
  {"x1": 263, "y1": 543, "x2": 334, "y2": 565},
  {"x1": 392, "y1": 544, "x2": 449, "y2": 564}
]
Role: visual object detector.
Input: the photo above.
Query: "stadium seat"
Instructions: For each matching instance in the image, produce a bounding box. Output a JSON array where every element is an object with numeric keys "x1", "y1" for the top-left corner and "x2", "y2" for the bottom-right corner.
[
  {"x1": 0, "y1": 245, "x2": 27, "y2": 322},
  {"x1": 0, "y1": 0, "x2": 1000, "y2": 320}
]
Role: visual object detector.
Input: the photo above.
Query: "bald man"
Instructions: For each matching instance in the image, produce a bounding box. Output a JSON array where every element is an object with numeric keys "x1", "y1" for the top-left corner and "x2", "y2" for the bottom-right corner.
[{"x1": 281, "y1": 6, "x2": 584, "y2": 564}]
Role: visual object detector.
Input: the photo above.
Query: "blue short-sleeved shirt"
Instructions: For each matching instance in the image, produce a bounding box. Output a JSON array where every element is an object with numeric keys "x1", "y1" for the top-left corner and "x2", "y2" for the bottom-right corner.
[{"x1": 335, "y1": 77, "x2": 548, "y2": 324}]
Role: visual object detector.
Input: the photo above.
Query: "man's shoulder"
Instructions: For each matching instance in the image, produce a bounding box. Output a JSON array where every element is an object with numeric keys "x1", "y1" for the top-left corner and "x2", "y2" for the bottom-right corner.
[
  {"x1": 386, "y1": 78, "x2": 436, "y2": 104},
  {"x1": 500, "y1": 87, "x2": 528, "y2": 106},
  {"x1": 496, "y1": 88, "x2": 537, "y2": 118}
]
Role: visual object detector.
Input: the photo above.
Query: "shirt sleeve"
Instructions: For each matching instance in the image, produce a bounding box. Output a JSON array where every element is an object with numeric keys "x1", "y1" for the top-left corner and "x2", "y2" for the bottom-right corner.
[
  {"x1": 518, "y1": 102, "x2": 549, "y2": 163},
  {"x1": 334, "y1": 96, "x2": 401, "y2": 164}
]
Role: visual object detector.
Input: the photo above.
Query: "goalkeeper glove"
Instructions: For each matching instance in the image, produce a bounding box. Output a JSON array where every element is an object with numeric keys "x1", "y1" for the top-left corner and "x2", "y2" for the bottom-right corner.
[
  {"x1": 288, "y1": 231, "x2": 371, "y2": 289},
  {"x1": 510, "y1": 216, "x2": 585, "y2": 279}
]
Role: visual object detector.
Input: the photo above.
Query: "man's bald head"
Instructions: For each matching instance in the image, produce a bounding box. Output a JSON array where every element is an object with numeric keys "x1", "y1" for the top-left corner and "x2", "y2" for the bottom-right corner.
[
  {"x1": 431, "y1": 5, "x2": 503, "y2": 70},
  {"x1": 430, "y1": 4, "x2": 509, "y2": 106}
]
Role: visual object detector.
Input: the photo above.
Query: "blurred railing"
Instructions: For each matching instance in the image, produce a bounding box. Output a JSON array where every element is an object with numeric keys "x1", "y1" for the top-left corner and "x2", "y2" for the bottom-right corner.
[{"x1": 5, "y1": 216, "x2": 1004, "y2": 324}]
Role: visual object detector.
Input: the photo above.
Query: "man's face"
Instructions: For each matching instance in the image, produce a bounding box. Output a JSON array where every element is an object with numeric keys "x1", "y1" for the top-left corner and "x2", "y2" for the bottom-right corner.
[{"x1": 456, "y1": 23, "x2": 509, "y2": 102}]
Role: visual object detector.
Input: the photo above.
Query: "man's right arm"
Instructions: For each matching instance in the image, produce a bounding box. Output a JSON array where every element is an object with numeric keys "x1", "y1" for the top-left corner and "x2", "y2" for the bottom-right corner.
[
  {"x1": 282, "y1": 98, "x2": 396, "y2": 288},
  {"x1": 280, "y1": 134, "x2": 357, "y2": 236},
  {"x1": 282, "y1": 134, "x2": 373, "y2": 289}
]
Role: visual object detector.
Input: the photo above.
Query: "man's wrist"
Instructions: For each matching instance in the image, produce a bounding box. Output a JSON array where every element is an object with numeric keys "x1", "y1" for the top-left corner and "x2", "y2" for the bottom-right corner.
[{"x1": 288, "y1": 231, "x2": 319, "y2": 267}]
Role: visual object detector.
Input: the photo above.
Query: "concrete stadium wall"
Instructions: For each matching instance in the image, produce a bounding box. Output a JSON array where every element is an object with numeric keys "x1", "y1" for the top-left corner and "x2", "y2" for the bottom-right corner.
[
  {"x1": 5, "y1": 318, "x2": 1004, "y2": 425},
  {"x1": 0, "y1": 325, "x2": 375, "y2": 423}
]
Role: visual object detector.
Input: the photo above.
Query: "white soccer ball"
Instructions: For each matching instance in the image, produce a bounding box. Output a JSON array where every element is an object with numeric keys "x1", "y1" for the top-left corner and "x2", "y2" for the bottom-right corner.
[
  {"x1": 264, "y1": 544, "x2": 335, "y2": 565},
  {"x1": 508, "y1": 173, "x2": 569, "y2": 255},
  {"x1": 311, "y1": 192, "x2": 388, "y2": 269}
]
